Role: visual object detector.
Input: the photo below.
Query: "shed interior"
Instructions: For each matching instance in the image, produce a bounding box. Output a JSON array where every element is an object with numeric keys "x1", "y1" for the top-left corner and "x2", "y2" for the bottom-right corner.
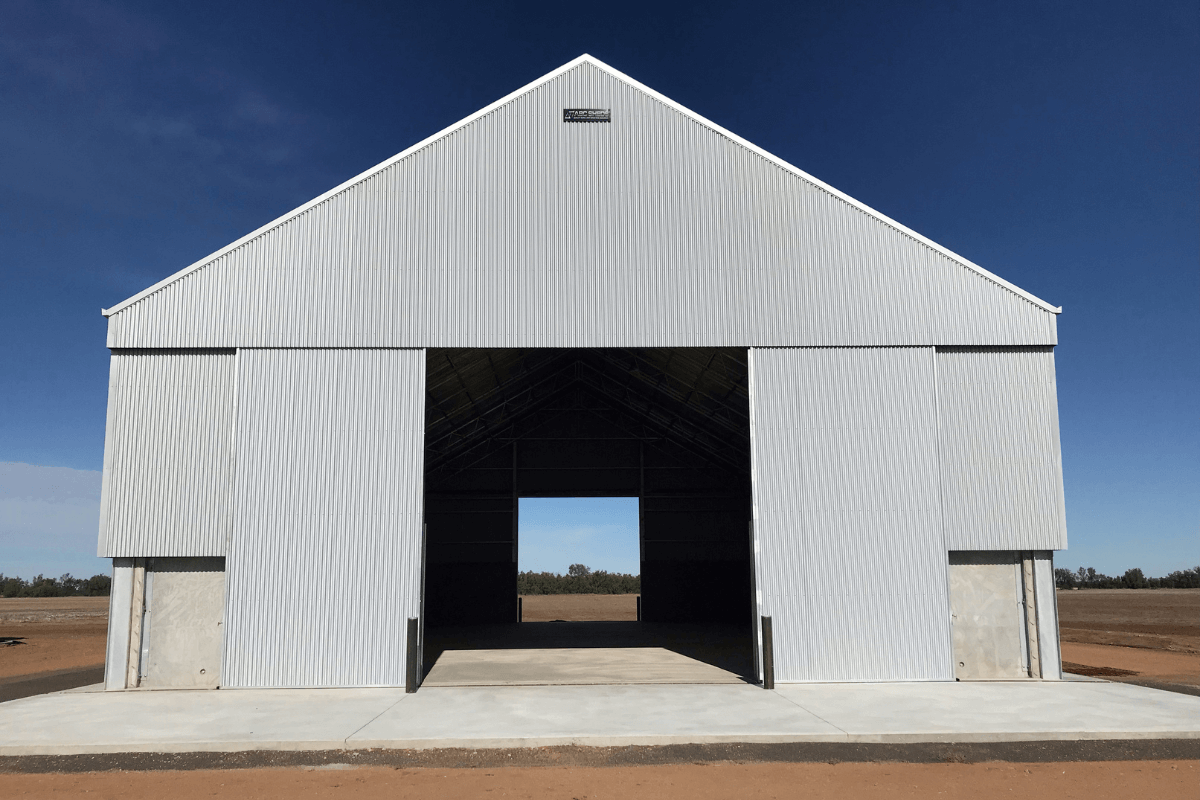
[{"x1": 422, "y1": 347, "x2": 756, "y2": 680}]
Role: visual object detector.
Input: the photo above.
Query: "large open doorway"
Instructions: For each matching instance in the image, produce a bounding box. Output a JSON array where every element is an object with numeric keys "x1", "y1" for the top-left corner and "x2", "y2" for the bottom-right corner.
[{"x1": 420, "y1": 348, "x2": 755, "y2": 686}]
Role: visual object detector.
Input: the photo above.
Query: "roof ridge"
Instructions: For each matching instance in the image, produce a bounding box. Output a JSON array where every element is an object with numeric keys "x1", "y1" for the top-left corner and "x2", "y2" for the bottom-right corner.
[{"x1": 103, "y1": 53, "x2": 1059, "y2": 317}]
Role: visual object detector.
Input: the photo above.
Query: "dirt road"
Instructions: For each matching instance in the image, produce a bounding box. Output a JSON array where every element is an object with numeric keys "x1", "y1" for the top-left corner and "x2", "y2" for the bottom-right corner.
[{"x1": 2, "y1": 760, "x2": 1195, "y2": 799}]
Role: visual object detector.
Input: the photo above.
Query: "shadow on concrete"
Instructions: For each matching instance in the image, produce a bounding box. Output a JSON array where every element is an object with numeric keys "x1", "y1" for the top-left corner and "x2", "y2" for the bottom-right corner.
[
  {"x1": 423, "y1": 621, "x2": 755, "y2": 683},
  {"x1": 0, "y1": 667, "x2": 105, "y2": 704}
]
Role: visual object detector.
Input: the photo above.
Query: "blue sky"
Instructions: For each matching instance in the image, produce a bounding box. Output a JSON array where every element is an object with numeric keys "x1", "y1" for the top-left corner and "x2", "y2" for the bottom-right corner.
[
  {"x1": 518, "y1": 498, "x2": 640, "y2": 576},
  {"x1": 0, "y1": 0, "x2": 1195, "y2": 580}
]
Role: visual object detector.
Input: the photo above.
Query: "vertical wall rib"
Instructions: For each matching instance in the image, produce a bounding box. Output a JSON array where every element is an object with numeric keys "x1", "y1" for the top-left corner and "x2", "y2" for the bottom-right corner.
[
  {"x1": 97, "y1": 352, "x2": 235, "y2": 557},
  {"x1": 936, "y1": 347, "x2": 1068, "y2": 550},
  {"x1": 750, "y1": 346, "x2": 953, "y2": 682},
  {"x1": 106, "y1": 62, "x2": 1056, "y2": 349},
  {"x1": 221, "y1": 348, "x2": 426, "y2": 688}
]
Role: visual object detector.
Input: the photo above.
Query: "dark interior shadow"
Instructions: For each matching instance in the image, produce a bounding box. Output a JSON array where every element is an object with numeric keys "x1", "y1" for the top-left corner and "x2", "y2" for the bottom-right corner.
[{"x1": 423, "y1": 621, "x2": 756, "y2": 681}]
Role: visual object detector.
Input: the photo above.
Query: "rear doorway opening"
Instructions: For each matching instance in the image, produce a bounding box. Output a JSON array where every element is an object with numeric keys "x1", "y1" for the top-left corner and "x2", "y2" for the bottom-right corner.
[
  {"x1": 517, "y1": 497, "x2": 640, "y2": 623},
  {"x1": 420, "y1": 348, "x2": 757, "y2": 688}
]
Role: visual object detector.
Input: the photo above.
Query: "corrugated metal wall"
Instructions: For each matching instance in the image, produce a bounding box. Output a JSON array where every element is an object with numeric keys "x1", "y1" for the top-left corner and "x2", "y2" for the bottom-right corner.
[
  {"x1": 749, "y1": 347, "x2": 954, "y2": 682},
  {"x1": 221, "y1": 348, "x2": 425, "y2": 688},
  {"x1": 107, "y1": 61, "x2": 1056, "y2": 349},
  {"x1": 936, "y1": 347, "x2": 1068, "y2": 550},
  {"x1": 97, "y1": 352, "x2": 236, "y2": 557}
]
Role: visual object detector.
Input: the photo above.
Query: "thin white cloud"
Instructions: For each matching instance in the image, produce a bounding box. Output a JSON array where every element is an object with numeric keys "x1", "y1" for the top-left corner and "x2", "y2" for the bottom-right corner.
[{"x1": 0, "y1": 462, "x2": 106, "y2": 579}]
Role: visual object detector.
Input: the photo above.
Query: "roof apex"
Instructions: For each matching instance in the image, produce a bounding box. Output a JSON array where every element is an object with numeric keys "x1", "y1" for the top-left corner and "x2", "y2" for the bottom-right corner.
[{"x1": 103, "y1": 54, "x2": 1060, "y2": 318}]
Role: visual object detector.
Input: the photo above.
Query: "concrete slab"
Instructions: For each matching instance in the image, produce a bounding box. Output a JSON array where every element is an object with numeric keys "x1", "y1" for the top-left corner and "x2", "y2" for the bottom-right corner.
[
  {"x1": 350, "y1": 684, "x2": 835, "y2": 748},
  {"x1": 62, "y1": 683, "x2": 105, "y2": 694},
  {"x1": 0, "y1": 688, "x2": 406, "y2": 755},
  {"x1": 0, "y1": 680, "x2": 1195, "y2": 755},
  {"x1": 772, "y1": 681, "x2": 1200, "y2": 742},
  {"x1": 422, "y1": 647, "x2": 746, "y2": 686}
]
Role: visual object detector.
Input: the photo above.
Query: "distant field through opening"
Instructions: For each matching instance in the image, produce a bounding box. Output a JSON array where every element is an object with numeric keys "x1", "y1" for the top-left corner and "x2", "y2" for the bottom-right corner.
[{"x1": 518, "y1": 497, "x2": 640, "y2": 622}]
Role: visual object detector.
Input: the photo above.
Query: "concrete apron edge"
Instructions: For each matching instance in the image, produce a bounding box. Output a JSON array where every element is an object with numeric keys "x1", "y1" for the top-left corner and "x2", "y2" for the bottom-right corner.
[{"x1": 5, "y1": 730, "x2": 1199, "y2": 756}]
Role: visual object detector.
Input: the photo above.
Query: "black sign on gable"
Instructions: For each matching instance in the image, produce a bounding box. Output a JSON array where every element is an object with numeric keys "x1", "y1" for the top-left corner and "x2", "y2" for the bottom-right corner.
[{"x1": 563, "y1": 108, "x2": 611, "y2": 123}]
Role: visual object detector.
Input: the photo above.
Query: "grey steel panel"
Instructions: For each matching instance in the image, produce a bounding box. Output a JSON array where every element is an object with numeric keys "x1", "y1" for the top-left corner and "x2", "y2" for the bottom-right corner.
[
  {"x1": 749, "y1": 347, "x2": 954, "y2": 682},
  {"x1": 97, "y1": 353, "x2": 236, "y2": 557},
  {"x1": 106, "y1": 61, "x2": 1056, "y2": 349},
  {"x1": 936, "y1": 348, "x2": 1068, "y2": 550},
  {"x1": 222, "y1": 348, "x2": 425, "y2": 688}
]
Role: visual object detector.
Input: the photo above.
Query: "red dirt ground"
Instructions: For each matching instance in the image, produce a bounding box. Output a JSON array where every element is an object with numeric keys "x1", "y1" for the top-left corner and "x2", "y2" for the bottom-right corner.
[
  {"x1": 1, "y1": 760, "x2": 1195, "y2": 799},
  {"x1": 1056, "y1": 589, "x2": 1200, "y2": 688},
  {"x1": 520, "y1": 594, "x2": 637, "y2": 621},
  {"x1": 0, "y1": 598, "x2": 108, "y2": 680}
]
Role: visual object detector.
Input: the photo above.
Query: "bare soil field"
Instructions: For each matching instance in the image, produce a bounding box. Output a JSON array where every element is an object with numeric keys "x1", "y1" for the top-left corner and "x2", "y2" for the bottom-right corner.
[
  {"x1": 520, "y1": 593, "x2": 637, "y2": 621},
  {"x1": 1, "y1": 760, "x2": 1194, "y2": 799},
  {"x1": 1057, "y1": 589, "x2": 1200, "y2": 689},
  {"x1": 1057, "y1": 589, "x2": 1199, "y2": 651},
  {"x1": 0, "y1": 597, "x2": 109, "y2": 680}
]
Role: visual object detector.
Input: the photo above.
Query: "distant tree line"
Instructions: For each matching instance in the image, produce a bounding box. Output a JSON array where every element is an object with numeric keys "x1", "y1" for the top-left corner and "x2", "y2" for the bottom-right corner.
[
  {"x1": 518, "y1": 564, "x2": 640, "y2": 595},
  {"x1": 0, "y1": 574, "x2": 112, "y2": 598},
  {"x1": 1055, "y1": 566, "x2": 1200, "y2": 590}
]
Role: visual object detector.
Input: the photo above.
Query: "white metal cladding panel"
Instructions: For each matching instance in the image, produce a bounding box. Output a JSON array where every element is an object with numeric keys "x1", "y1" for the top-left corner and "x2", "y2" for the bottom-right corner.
[
  {"x1": 749, "y1": 347, "x2": 954, "y2": 682},
  {"x1": 937, "y1": 348, "x2": 1067, "y2": 550},
  {"x1": 107, "y1": 61, "x2": 1056, "y2": 349},
  {"x1": 104, "y1": 558, "x2": 133, "y2": 690},
  {"x1": 97, "y1": 353, "x2": 235, "y2": 557},
  {"x1": 222, "y1": 348, "x2": 425, "y2": 688},
  {"x1": 1033, "y1": 552, "x2": 1062, "y2": 679}
]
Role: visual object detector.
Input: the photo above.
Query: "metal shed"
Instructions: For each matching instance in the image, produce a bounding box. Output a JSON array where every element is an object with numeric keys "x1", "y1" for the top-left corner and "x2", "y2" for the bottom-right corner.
[{"x1": 98, "y1": 55, "x2": 1067, "y2": 691}]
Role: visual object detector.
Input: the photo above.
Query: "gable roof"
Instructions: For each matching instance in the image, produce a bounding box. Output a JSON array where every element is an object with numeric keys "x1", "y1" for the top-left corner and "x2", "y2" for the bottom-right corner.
[{"x1": 103, "y1": 55, "x2": 1059, "y2": 348}]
